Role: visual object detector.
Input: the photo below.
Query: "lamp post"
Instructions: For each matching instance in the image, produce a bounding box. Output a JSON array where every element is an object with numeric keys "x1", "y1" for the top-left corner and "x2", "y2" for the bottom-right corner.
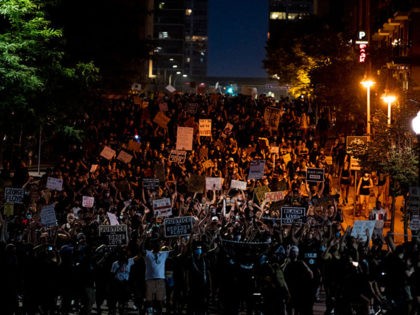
[
  {"x1": 412, "y1": 111, "x2": 420, "y2": 185},
  {"x1": 361, "y1": 79, "x2": 375, "y2": 135},
  {"x1": 382, "y1": 94, "x2": 396, "y2": 126}
]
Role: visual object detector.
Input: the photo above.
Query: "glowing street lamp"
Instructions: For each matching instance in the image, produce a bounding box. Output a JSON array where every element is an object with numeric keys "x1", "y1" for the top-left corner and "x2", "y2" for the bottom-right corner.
[
  {"x1": 382, "y1": 94, "x2": 396, "y2": 126},
  {"x1": 412, "y1": 111, "x2": 420, "y2": 185},
  {"x1": 361, "y1": 79, "x2": 375, "y2": 135}
]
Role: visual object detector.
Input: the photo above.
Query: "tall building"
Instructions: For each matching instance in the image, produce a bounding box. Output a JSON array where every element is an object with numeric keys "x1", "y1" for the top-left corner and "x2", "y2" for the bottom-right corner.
[{"x1": 148, "y1": 0, "x2": 208, "y2": 88}]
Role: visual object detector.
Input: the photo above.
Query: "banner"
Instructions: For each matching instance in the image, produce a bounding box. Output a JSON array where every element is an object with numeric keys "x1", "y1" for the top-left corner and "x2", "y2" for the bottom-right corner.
[
  {"x1": 248, "y1": 160, "x2": 266, "y2": 180},
  {"x1": 164, "y1": 216, "x2": 194, "y2": 237},
  {"x1": 205, "y1": 177, "x2": 224, "y2": 190},
  {"x1": 117, "y1": 150, "x2": 133, "y2": 164},
  {"x1": 176, "y1": 127, "x2": 194, "y2": 151},
  {"x1": 306, "y1": 168, "x2": 325, "y2": 182},
  {"x1": 265, "y1": 190, "x2": 287, "y2": 202},
  {"x1": 280, "y1": 207, "x2": 306, "y2": 225},
  {"x1": 199, "y1": 119, "x2": 212, "y2": 137},
  {"x1": 187, "y1": 175, "x2": 205, "y2": 193},
  {"x1": 40, "y1": 204, "x2": 57, "y2": 227},
  {"x1": 46, "y1": 177, "x2": 63, "y2": 191},
  {"x1": 82, "y1": 196, "x2": 95, "y2": 208},
  {"x1": 351, "y1": 220, "x2": 376, "y2": 242},
  {"x1": 153, "y1": 112, "x2": 171, "y2": 128},
  {"x1": 100, "y1": 146, "x2": 116, "y2": 160},
  {"x1": 230, "y1": 179, "x2": 247, "y2": 190},
  {"x1": 4, "y1": 188, "x2": 25, "y2": 204},
  {"x1": 153, "y1": 198, "x2": 173, "y2": 218},
  {"x1": 99, "y1": 225, "x2": 128, "y2": 246},
  {"x1": 264, "y1": 106, "x2": 281, "y2": 130}
]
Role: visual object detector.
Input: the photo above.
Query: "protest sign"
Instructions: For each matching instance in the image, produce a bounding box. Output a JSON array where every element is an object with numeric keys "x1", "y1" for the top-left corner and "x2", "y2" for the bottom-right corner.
[
  {"x1": 99, "y1": 225, "x2": 128, "y2": 246},
  {"x1": 265, "y1": 191, "x2": 287, "y2": 202},
  {"x1": 131, "y1": 82, "x2": 142, "y2": 91},
  {"x1": 176, "y1": 127, "x2": 194, "y2": 151},
  {"x1": 100, "y1": 146, "x2": 116, "y2": 160},
  {"x1": 107, "y1": 212, "x2": 120, "y2": 225},
  {"x1": 153, "y1": 111, "x2": 171, "y2": 128},
  {"x1": 230, "y1": 179, "x2": 247, "y2": 190},
  {"x1": 280, "y1": 207, "x2": 306, "y2": 225},
  {"x1": 142, "y1": 178, "x2": 160, "y2": 190},
  {"x1": 90, "y1": 164, "x2": 98, "y2": 173},
  {"x1": 325, "y1": 156, "x2": 333, "y2": 165},
  {"x1": 82, "y1": 196, "x2": 95, "y2": 208},
  {"x1": 351, "y1": 220, "x2": 376, "y2": 242},
  {"x1": 199, "y1": 119, "x2": 212, "y2": 136},
  {"x1": 263, "y1": 106, "x2": 282, "y2": 130},
  {"x1": 270, "y1": 146, "x2": 279, "y2": 154},
  {"x1": 40, "y1": 204, "x2": 57, "y2": 227},
  {"x1": 4, "y1": 187, "x2": 25, "y2": 204},
  {"x1": 346, "y1": 136, "x2": 368, "y2": 155},
  {"x1": 128, "y1": 140, "x2": 142, "y2": 152},
  {"x1": 254, "y1": 186, "x2": 270, "y2": 204},
  {"x1": 169, "y1": 150, "x2": 187, "y2": 163},
  {"x1": 350, "y1": 156, "x2": 361, "y2": 171},
  {"x1": 306, "y1": 168, "x2": 325, "y2": 182},
  {"x1": 117, "y1": 150, "x2": 133, "y2": 164},
  {"x1": 153, "y1": 198, "x2": 172, "y2": 218},
  {"x1": 205, "y1": 177, "x2": 224, "y2": 190},
  {"x1": 164, "y1": 216, "x2": 194, "y2": 237},
  {"x1": 202, "y1": 159, "x2": 215, "y2": 169},
  {"x1": 4, "y1": 203, "x2": 14, "y2": 217},
  {"x1": 166, "y1": 85, "x2": 176, "y2": 93},
  {"x1": 283, "y1": 153, "x2": 291, "y2": 165},
  {"x1": 46, "y1": 177, "x2": 63, "y2": 191},
  {"x1": 187, "y1": 175, "x2": 205, "y2": 193},
  {"x1": 248, "y1": 160, "x2": 266, "y2": 180}
]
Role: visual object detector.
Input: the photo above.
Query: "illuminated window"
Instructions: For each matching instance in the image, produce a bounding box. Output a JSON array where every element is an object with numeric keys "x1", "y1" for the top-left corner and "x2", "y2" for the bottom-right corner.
[
  {"x1": 186, "y1": 57, "x2": 190, "y2": 63},
  {"x1": 186, "y1": 9, "x2": 192, "y2": 16},
  {"x1": 159, "y1": 2, "x2": 165, "y2": 9},
  {"x1": 158, "y1": 31, "x2": 168, "y2": 39},
  {"x1": 270, "y1": 12, "x2": 286, "y2": 20}
]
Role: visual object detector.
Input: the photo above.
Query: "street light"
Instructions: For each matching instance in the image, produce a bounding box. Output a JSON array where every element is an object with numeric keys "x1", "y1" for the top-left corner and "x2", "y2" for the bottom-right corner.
[
  {"x1": 361, "y1": 79, "x2": 375, "y2": 135},
  {"x1": 382, "y1": 94, "x2": 396, "y2": 126},
  {"x1": 412, "y1": 111, "x2": 420, "y2": 185}
]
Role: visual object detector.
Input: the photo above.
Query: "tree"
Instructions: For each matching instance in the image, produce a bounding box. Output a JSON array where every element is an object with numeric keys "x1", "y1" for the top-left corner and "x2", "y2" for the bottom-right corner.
[{"x1": 0, "y1": 0, "x2": 99, "y2": 161}]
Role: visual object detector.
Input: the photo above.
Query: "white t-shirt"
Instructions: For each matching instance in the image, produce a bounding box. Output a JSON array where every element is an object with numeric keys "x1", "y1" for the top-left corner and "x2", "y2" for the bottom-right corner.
[
  {"x1": 144, "y1": 250, "x2": 171, "y2": 280},
  {"x1": 111, "y1": 257, "x2": 135, "y2": 281}
]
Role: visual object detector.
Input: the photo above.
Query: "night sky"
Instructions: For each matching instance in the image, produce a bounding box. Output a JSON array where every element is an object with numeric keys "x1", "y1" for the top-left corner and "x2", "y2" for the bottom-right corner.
[{"x1": 207, "y1": 0, "x2": 269, "y2": 78}]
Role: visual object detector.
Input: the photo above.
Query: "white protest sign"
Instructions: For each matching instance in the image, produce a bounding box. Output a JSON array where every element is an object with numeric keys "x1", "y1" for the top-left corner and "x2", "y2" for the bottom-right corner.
[
  {"x1": 46, "y1": 177, "x2": 63, "y2": 191},
  {"x1": 82, "y1": 196, "x2": 95, "y2": 208},
  {"x1": 107, "y1": 212, "x2": 120, "y2": 225},
  {"x1": 199, "y1": 119, "x2": 212, "y2": 136},
  {"x1": 176, "y1": 127, "x2": 194, "y2": 151},
  {"x1": 230, "y1": 179, "x2": 247, "y2": 190},
  {"x1": 90, "y1": 164, "x2": 98, "y2": 173},
  {"x1": 206, "y1": 177, "x2": 224, "y2": 190},
  {"x1": 166, "y1": 85, "x2": 176, "y2": 93},
  {"x1": 40, "y1": 204, "x2": 57, "y2": 227},
  {"x1": 351, "y1": 220, "x2": 376, "y2": 242},
  {"x1": 248, "y1": 160, "x2": 266, "y2": 180},
  {"x1": 4, "y1": 188, "x2": 25, "y2": 204},
  {"x1": 153, "y1": 198, "x2": 173, "y2": 218},
  {"x1": 117, "y1": 150, "x2": 133, "y2": 164},
  {"x1": 100, "y1": 146, "x2": 116, "y2": 160}
]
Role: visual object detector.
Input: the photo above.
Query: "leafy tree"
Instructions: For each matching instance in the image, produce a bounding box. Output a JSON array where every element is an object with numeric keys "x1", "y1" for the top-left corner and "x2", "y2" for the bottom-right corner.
[{"x1": 0, "y1": 0, "x2": 99, "y2": 160}]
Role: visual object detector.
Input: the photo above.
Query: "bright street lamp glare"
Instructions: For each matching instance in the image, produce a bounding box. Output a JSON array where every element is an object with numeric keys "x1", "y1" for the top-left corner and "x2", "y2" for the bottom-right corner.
[
  {"x1": 412, "y1": 111, "x2": 420, "y2": 135},
  {"x1": 361, "y1": 80, "x2": 375, "y2": 88},
  {"x1": 382, "y1": 95, "x2": 396, "y2": 104},
  {"x1": 361, "y1": 79, "x2": 375, "y2": 135}
]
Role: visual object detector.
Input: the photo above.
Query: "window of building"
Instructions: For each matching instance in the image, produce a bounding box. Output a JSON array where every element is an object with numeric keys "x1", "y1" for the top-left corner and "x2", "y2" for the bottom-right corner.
[
  {"x1": 159, "y1": 31, "x2": 169, "y2": 39},
  {"x1": 186, "y1": 9, "x2": 192, "y2": 16},
  {"x1": 270, "y1": 11, "x2": 286, "y2": 20},
  {"x1": 159, "y1": 2, "x2": 165, "y2": 9}
]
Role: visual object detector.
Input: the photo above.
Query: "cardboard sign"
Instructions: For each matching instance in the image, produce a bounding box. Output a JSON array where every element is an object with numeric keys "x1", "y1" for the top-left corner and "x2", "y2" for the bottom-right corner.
[
  {"x1": 82, "y1": 196, "x2": 95, "y2": 208},
  {"x1": 153, "y1": 112, "x2": 171, "y2": 128},
  {"x1": 99, "y1": 225, "x2": 128, "y2": 246},
  {"x1": 128, "y1": 140, "x2": 142, "y2": 152},
  {"x1": 153, "y1": 198, "x2": 173, "y2": 218},
  {"x1": 265, "y1": 191, "x2": 287, "y2": 202},
  {"x1": 306, "y1": 168, "x2": 325, "y2": 182},
  {"x1": 169, "y1": 150, "x2": 187, "y2": 163},
  {"x1": 176, "y1": 127, "x2": 194, "y2": 151},
  {"x1": 283, "y1": 153, "x2": 291, "y2": 165},
  {"x1": 325, "y1": 156, "x2": 333, "y2": 165},
  {"x1": 351, "y1": 220, "x2": 376, "y2": 242},
  {"x1": 202, "y1": 159, "x2": 215, "y2": 169},
  {"x1": 166, "y1": 85, "x2": 176, "y2": 93},
  {"x1": 199, "y1": 119, "x2": 212, "y2": 137},
  {"x1": 206, "y1": 177, "x2": 224, "y2": 190},
  {"x1": 187, "y1": 175, "x2": 205, "y2": 193},
  {"x1": 4, "y1": 188, "x2": 25, "y2": 204},
  {"x1": 90, "y1": 164, "x2": 98, "y2": 173},
  {"x1": 264, "y1": 106, "x2": 282, "y2": 130},
  {"x1": 248, "y1": 160, "x2": 266, "y2": 180},
  {"x1": 46, "y1": 177, "x2": 63, "y2": 191},
  {"x1": 107, "y1": 212, "x2": 120, "y2": 225},
  {"x1": 164, "y1": 216, "x2": 194, "y2": 237},
  {"x1": 280, "y1": 207, "x2": 306, "y2": 225},
  {"x1": 270, "y1": 146, "x2": 279, "y2": 154},
  {"x1": 254, "y1": 186, "x2": 271, "y2": 203},
  {"x1": 100, "y1": 146, "x2": 116, "y2": 160},
  {"x1": 117, "y1": 150, "x2": 133, "y2": 164},
  {"x1": 40, "y1": 204, "x2": 57, "y2": 227},
  {"x1": 230, "y1": 180, "x2": 247, "y2": 190},
  {"x1": 143, "y1": 178, "x2": 160, "y2": 190}
]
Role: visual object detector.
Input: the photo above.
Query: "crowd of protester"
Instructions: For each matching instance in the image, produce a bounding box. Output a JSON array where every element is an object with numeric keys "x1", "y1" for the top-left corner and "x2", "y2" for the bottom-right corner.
[{"x1": 0, "y1": 91, "x2": 419, "y2": 315}]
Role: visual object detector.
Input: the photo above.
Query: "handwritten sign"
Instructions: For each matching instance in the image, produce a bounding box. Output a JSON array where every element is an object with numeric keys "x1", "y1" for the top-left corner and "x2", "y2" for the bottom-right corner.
[
  {"x1": 254, "y1": 186, "x2": 271, "y2": 203},
  {"x1": 265, "y1": 191, "x2": 287, "y2": 202},
  {"x1": 82, "y1": 196, "x2": 95, "y2": 208},
  {"x1": 117, "y1": 150, "x2": 133, "y2": 164},
  {"x1": 107, "y1": 212, "x2": 120, "y2": 225},
  {"x1": 202, "y1": 159, "x2": 215, "y2": 169},
  {"x1": 153, "y1": 198, "x2": 173, "y2": 218},
  {"x1": 46, "y1": 177, "x2": 63, "y2": 191},
  {"x1": 153, "y1": 111, "x2": 171, "y2": 128},
  {"x1": 280, "y1": 207, "x2": 306, "y2": 225},
  {"x1": 164, "y1": 216, "x2": 194, "y2": 237},
  {"x1": 351, "y1": 220, "x2": 376, "y2": 242},
  {"x1": 199, "y1": 119, "x2": 212, "y2": 136},
  {"x1": 205, "y1": 177, "x2": 224, "y2": 190},
  {"x1": 176, "y1": 127, "x2": 194, "y2": 151},
  {"x1": 40, "y1": 204, "x2": 58, "y2": 227},
  {"x1": 230, "y1": 180, "x2": 247, "y2": 190},
  {"x1": 4, "y1": 188, "x2": 25, "y2": 204},
  {"x1": 248, "y1": 160, "x2": 266, "y2": 180},
  {"x1": 143, "y1": 178, "x2": 160, "y2": 190},
  {"x1": 306, "y1": 168, "x2": 325, "y2": 182},
  {"x1": 264, "y1": 106, "x2": 281, "y2": 130},
  {"x1": 100, "y1": 146, "x2": 116, "y2": 160},
  {"x1": 99, "y1": 225, "x2": 128, "y2": 246},
  {"x1": 169, "y1": 150, "x2": 187, "y2": 163},
  {"x1": 90, "y1": 164, "x2": 98, "y2": 173}
]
